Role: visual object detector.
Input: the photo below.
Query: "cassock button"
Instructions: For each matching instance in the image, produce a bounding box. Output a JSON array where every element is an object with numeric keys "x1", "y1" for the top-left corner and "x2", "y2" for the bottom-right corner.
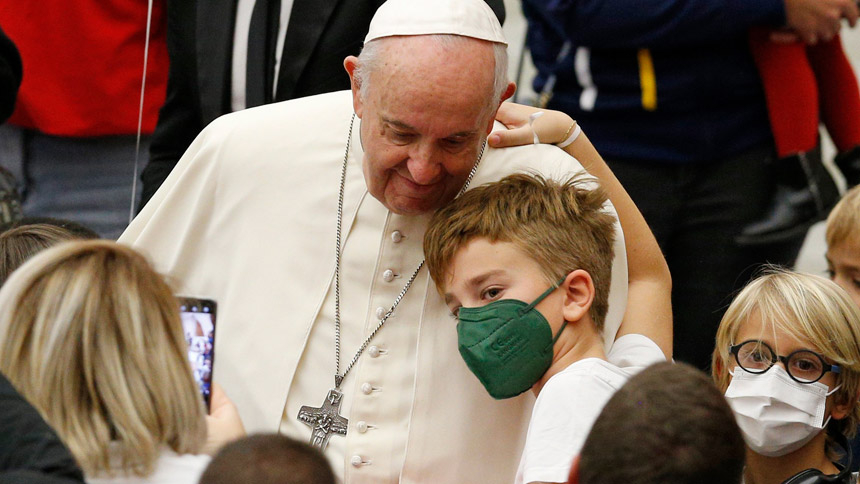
[
  {"x1": 357, "y1": 421, "x2": 368, "y2": 433},
  {"x1": 368, "y1": 345, "x2": 380, "y2": 358},
  {"x1": 382, "y1": 269, "x2": 395, "y2": 282},
  {"x1": 391, "y1": 231, "x2": 403, "y2": 243},
  {"x1": 382, "y1": 269, "x2": 394, "y2": 282},
  {"x1": 376, "y1": 307, "x2": 386, "y2": 320},
  {"x1": 351, "y1": 455, "x2": 363, "y2": 467},
  {"x1": 361, "y1": 382, "x2": 373, "y2": 394}
]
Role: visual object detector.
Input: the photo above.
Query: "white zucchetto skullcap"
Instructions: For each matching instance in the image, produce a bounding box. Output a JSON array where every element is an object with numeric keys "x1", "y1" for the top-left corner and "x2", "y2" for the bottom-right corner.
[{"x1": 364, "y1": 0, "x2": 507, "y2": 45}]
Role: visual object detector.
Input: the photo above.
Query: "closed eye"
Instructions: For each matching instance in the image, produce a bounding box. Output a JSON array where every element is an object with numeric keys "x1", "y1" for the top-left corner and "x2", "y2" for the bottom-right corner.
[
  {"x1": 441, "y1": 136, "x2": 471, "y2": 152},
  {"x1": 390, "y1": 131, "x2": 416, "y2": 144}
]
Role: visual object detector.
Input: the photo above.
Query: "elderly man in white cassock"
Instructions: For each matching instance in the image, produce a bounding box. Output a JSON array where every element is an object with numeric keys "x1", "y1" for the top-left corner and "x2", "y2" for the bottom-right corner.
[{"x1": 120, "y1": 0, "x2": 632, "y2": 481}]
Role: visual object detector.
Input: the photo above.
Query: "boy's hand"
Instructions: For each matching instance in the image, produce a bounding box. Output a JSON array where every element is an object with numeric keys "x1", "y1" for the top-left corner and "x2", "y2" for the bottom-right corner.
[{"x1": 490, "y1": 102, "x2": 576, "y2": 148}]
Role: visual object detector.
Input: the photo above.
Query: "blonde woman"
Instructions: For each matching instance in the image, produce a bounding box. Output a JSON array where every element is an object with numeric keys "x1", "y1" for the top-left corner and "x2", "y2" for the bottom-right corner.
[
  {"x1": 0, "y1": 240, "x2": 240, "y2": 483},
  {"x1": 712, "y1": 269, "x2": 860, "y2": 484}
]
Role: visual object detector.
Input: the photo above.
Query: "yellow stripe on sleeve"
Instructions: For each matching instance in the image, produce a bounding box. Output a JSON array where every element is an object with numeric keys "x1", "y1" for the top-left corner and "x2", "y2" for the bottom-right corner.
[{"x1": 637, "y1": 48, "x2": 657, "y2": 111}]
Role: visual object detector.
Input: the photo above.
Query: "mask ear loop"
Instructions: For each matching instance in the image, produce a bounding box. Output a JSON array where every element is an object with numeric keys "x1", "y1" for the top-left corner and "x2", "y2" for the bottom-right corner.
[
  {"x1": 550, "y1": 320, "x2": 570, "y2": 345},
  {"x1": 517, "y1": 277, "x2": 571, "y2": 348},
  {"x1": 517, "y1": 276, "x2": 568, "y2": 316},
  {"x1": 817, "y1": 385, "x2": 844, "y2": 430}
]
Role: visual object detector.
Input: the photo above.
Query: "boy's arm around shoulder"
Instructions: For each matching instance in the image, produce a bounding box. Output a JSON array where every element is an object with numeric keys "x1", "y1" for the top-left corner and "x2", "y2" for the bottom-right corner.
[
  {"x1": 490, "y1": 104, "x2": 672, "y2": 360},
  {"x1": 561, "y1": 131, "x2": 672, "y2": 360}
]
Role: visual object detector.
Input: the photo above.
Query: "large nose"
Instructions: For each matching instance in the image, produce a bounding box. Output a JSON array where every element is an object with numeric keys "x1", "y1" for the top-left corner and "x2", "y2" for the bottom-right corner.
[{"x1": 406, "y1": 142, "x2": 443, "y2": 185}]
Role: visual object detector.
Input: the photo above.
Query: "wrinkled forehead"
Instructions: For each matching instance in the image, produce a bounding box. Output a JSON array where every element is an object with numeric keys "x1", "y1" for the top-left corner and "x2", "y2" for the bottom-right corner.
[
  {"x1": 366, "y1": 37, "x2": 497, "y2": 116},
  {"x1": 375, "y1": 37, "x2": 494, "y2": 85}
]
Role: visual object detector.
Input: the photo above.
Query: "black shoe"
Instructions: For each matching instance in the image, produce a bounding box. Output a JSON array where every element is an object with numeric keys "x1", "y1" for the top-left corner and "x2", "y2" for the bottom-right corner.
[
  {"x1": 736, "y1": 150, "x2": 838, "y2": 246},
  {"x1": 835, "y1": 146, "x2": 860, "y2": 189}
]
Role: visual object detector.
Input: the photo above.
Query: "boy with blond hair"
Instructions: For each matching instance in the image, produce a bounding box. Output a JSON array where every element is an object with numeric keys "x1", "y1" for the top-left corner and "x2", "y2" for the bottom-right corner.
[
  {"x1": 423, "y1": 103, "x2": 673, "y2": 484},
  {"x1": 826, "y1": 185, "x2": 860, "y2": 309}
]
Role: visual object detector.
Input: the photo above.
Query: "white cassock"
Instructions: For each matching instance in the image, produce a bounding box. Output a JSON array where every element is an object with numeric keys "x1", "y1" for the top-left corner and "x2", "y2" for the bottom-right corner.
[{"x1": 120, "y1": 91, "x2": 627, "y2": 483}]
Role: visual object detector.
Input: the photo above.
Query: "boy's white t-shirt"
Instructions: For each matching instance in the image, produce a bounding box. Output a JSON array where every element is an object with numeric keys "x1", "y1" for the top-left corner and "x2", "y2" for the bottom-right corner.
[{"x1": 515, "y1": 333, "x2": 666, "y2": 484}]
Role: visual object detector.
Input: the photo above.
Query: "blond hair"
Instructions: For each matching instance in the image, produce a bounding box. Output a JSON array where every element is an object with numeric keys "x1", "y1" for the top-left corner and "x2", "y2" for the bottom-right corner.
[
  {"x1": 826, "y1": 185, "x2": 860, "y2": 250},
  {"x1": 424, "y1": 173, "x2": 616, "y2": 330},
  {"x1": 711, "y1": 268, "x2": 860, "y2": 456},
  {"x1": 0, "y1": 240, "x2": 207, "y2": 477}
]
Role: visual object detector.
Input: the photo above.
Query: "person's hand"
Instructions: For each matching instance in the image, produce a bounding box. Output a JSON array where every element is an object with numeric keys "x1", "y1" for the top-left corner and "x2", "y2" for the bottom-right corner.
[
  {"x1": 202, "y1": 383, "x2": 246, "y2": 455},
  {"x1": 783, "y1": 0, "x2": 858, "y2": 44},
  {"x1": 489, "y1": 102, "x2": 576, "y2": 148},
  {"x1": 769, "y1": 28, "x2": 802, "y2": 43}
]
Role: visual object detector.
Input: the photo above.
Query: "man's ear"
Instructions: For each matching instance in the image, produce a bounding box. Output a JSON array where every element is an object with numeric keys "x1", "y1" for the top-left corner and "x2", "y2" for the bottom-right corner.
[
  {"x1": 344, "y1": 55, "x2": 363, "y2": 118},
  {"x1": 831, "y1": 390, "x2": 860, "y2": 420},
  {"x1": 485, "y1": 82, "x2": 517, "y2": 134},
  {"x1": 562, "y1": 269, "x2": 595, "y2": 324},
  {"x1": 568, "y1": 454, "x2": 581, "y2": 484},
  {"x1": 501, "y1": 81, "x2": 516, "y2": 104}
]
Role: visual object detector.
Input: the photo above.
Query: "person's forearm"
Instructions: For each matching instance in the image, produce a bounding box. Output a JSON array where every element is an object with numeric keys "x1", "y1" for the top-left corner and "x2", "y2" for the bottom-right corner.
[
  {"x1": 561, "y1": 131, "x2": 673, "y2": 358},
  {"x1": 489, "y1": 103, "x2": 672, "y2": 357}
]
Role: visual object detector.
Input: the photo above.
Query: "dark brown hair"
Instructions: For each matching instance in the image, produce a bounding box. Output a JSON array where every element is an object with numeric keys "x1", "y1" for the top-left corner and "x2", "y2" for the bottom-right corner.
[
  {"x1": 200, "y1": 433, "x2": 335, "y2": 484},
  {"x1": 0, "y1": 223, "x2": 84, "y2": 286},
  {"x1": 578, "y1": 362, "x2": 745, "y2": 484}
]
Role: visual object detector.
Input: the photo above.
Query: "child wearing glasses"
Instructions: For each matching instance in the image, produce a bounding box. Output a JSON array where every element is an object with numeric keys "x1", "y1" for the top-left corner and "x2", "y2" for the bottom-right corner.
[{"x1": 711, "y1": 269, "x2": 860, "y2": 484}]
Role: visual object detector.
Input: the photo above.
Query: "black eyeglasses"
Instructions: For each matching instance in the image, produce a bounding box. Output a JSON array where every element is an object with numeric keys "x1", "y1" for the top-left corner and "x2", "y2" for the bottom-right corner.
[{"x1": 729, "y1": 339, "x2": 841, "y2": 384}]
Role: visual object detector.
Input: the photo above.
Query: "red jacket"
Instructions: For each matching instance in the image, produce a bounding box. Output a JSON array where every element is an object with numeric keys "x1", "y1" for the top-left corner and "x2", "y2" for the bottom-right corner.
[{"x1": 0, "y1": 1, "x2": 167, "y2": 137}]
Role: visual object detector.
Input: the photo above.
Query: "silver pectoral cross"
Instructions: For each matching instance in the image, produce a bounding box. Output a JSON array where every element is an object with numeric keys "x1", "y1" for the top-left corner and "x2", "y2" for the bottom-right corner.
[{"x1": 297, "y1": 388, "x2": 348, "y2": 451}]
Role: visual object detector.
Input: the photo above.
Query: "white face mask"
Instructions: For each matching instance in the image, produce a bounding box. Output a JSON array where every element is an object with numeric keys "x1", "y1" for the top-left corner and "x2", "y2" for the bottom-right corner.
[{"x1": 724, "y1": 365, "x2": 840, "y2": 457}]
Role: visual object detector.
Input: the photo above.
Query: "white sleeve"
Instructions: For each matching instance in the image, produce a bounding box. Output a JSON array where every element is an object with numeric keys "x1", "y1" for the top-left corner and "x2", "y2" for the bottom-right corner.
[{"x1": 607, "y1": 333, "x2": 667, "y2": 370}]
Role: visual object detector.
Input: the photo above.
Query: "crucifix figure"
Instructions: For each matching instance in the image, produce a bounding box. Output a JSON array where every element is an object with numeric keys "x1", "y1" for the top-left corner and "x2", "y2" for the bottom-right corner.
[{"x1": 298, "y1": 388, "x2": 349, "y2": 451}]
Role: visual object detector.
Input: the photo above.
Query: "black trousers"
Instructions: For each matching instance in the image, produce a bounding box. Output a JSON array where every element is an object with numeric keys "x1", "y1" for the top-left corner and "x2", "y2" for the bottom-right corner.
[{"x1": 609, "y1": 145, "x2": 806, "y2": 371}]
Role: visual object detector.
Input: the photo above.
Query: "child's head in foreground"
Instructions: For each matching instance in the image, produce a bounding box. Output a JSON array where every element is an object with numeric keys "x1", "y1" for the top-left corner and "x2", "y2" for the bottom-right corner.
[
  {"x1": 826, "y1": 185, "x2": 860, "y2": 308},
  {"x1": 573, "y1": 362, "x2": 745, "y2": 484},
  {"x1": 199, "y1": 433, "x2": 335, "y2": 484},
  {"x1": 711, "y1": 268, "x2": 860, "y2": 460},
  {"x1": 424, "y1": 173, "x2": 616, "y2": 399}
]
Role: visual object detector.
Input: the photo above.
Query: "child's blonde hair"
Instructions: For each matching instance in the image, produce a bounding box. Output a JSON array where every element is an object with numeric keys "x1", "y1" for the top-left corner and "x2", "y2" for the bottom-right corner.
[
  {"x1": 424, "y1": 173, "x2": 616, "y2": 330},
  {"x1": 711, "y1": 268, "x2": 860, "y2": 457},
  {"x1": 826, "y1": 185, "x2": 860, "y2": 250},
  {"x1": 0, "y1": 240, "x2": 207, "y2": 477}
]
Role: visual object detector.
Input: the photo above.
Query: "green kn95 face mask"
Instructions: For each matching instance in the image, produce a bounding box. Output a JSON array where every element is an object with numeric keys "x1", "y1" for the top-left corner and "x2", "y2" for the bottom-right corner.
[{"x1": 456, "y1": 277, "x2": 568, "y2": 400}]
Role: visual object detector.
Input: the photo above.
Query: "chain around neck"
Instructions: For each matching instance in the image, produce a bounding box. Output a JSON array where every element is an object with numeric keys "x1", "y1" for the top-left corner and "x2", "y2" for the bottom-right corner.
[{"x1": 332, "y1": 114, "x2": 486, "y2": 389}]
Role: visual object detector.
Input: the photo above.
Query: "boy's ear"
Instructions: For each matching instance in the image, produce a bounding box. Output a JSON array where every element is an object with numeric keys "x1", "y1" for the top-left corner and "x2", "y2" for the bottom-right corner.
[
  {"x1": 831, "y1": 390, "x2": 860, "y2": 421},
  {"x1": 562, "y1": 269, "x2": 595, "y2": 324}
]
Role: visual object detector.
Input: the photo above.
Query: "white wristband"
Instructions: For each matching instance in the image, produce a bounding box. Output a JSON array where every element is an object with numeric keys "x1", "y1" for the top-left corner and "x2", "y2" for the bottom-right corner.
[
  {"x1": 556, "y1": 123, "x2": 581, "y2": 148},
  {"x1": 528, "y1": 111, "x2": 544, "y2": 145}
]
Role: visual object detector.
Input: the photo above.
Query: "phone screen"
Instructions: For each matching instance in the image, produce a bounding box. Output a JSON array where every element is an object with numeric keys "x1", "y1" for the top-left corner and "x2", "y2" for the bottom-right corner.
[{"x1": 178, "y1": 297, "x2": 216, "y2": 409}]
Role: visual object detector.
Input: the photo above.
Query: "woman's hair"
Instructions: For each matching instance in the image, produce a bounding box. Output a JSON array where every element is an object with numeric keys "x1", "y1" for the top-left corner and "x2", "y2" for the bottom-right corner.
[
  {"x1": 711, "y1": 267, "x2": 860, "y2": 457},
  {"x1": 0, "y1": 223, "x2": 85, "y2": 286},
  {"x1": 0, "y1": 240, "x2": 207, "y2": 476}
]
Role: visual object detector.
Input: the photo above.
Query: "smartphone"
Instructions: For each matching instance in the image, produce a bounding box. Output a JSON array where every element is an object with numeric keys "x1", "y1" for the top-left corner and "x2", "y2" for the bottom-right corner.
[{"x1": 178, "y1": 297, "x2": 216, "y2": 409}]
